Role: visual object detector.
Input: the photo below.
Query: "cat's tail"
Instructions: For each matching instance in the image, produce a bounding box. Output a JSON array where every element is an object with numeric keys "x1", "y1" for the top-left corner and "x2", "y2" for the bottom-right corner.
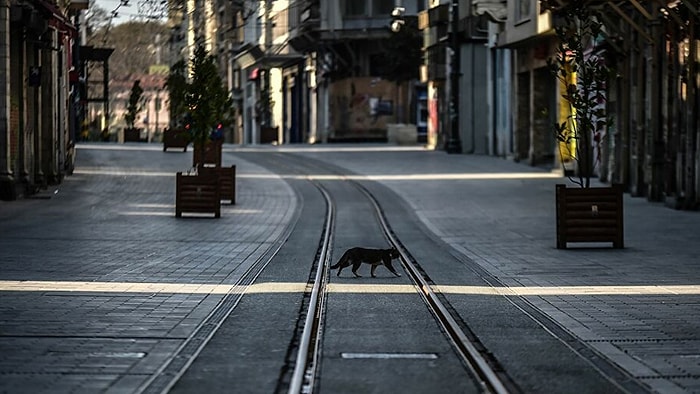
[
  {"x1": 330, "y1": 259, "x2": 342, "y2": 269},
  {"x1": 330, "y1": 251, "x2": 349, "y2": 269}
]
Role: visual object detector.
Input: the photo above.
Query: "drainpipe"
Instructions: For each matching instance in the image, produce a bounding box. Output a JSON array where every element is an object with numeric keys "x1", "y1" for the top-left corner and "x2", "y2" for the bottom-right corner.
[
  {"x1": 0, "y1": 0, "x2": 13, "y2": 199},
  {"x1": 19, "y1": 26, "x2": 27, "y2": 185},
  {"x1": 465, "y1": 43, "x2": 476, "y2": 154},
  {"x1": 445, "y1": 0, "x2": 462, "y2": 153}
]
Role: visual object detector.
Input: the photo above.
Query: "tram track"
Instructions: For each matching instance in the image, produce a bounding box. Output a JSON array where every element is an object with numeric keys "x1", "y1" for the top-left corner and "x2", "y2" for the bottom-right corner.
[
  {"x1": 276, "y1": 155, "x2": 515, "y2": 394},
  {"x1": 356, "y1": 181, "x2": 511, "y2": 394},
  {"x1": 287, "y1": 183, "x2": 334, "y2": 394},
  {"x1": 148, "y1": 149, "x2": 635, "y2": 394},
  {"x1": 136, "y1": 196, "x2": 302, "y2": 394},
  {"x1": 1, "y1": 145, "x2": 655, "y2": 394}
]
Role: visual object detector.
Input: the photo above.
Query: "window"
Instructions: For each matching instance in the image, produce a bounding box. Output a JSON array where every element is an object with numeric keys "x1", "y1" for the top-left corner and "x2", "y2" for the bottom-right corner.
[
  {"x1": 345, "y1": 0, "x2": 367, "y2": 17},
  {"x1": 372, "y1": 0, "x2": 394, "y2": 16},
  {"x1": 515, "y1": 0, "x2": 530, "y2": 22}
]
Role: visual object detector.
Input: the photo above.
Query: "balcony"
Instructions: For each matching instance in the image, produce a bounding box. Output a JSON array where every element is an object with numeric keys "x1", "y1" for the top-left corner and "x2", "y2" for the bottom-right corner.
[
  {"x1": 288, "y1": 0, "x2": 321, "y2": 53},
  {"x1": 497, "y1": 1, "x2": 554, "y2": 47},
  {"x1": 317, "y1": 0, "x2": 399, "y2": 41},
  {"x1": 421, "y1": 4, "x2": 450, "y2": 28}
]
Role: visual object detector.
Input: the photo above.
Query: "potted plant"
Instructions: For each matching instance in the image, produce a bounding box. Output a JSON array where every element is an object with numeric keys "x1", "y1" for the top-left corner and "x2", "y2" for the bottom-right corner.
[
  {"x1": 175, "y1": 45, "x2": 235, "y2": 218},
  {"x1": 124, "y1": 79, "x2": 144, "y2": 142},
  {"x1": 544, "y1": 0, "x2": 624, "y2": 249},
  {"x1": 163, "y1": 60, "x2": 190, "y2": 151},
  {"x1": 184, "y1": 45, "x2": 233, "y2": 167}
]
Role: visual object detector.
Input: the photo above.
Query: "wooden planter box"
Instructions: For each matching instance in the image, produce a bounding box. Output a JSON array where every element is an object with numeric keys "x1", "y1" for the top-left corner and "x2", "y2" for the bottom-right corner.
[
  {"x1": 200, "y1": 165, "x2": 236, "y2": 205},
  {"x1": 261, "y1": 126, "x2": 278, "y2": 144},
  {"x1": 175, "y1": 172, "x2": 221, "y2": 218},
  {"x1": 556, "y1": 184, "x2": 624, "y2": 249},
  {"x1": 193, "y1": 139, "x2": 223, "y2": 168},
  {"x1": 163, "y1": 128, "x2": 189, "y2": 152},
  {"x1": 124, "y1": 128, "x2": 145, "y2": 142}
]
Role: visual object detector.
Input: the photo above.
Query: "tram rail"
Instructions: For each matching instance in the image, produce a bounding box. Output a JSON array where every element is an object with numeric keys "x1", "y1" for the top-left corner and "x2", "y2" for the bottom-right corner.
[
  {"x1": 285, "y1": 168, "x2": 513, "y2": 394},
  {"x1": 287, "y1": 184, "x2": 334, "y2": 394},
  {"x1": 138, "y1": 152, "x2": 517, "y2": 394},
  {"x1": 137, "y1": 227, "x2": 296, "y2": 394}
]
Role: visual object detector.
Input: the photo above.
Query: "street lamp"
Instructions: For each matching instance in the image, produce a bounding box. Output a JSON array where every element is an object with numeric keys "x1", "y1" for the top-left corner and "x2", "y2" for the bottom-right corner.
[
  {"x1": 445, "y1": 0, "x2": 462, "y2": 154},
  {"x1": 391, "y1": 7, "x2": 406, "y2": 32}
]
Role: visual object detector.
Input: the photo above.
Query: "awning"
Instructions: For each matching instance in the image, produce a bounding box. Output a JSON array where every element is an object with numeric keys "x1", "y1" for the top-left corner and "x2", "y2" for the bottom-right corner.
[
  {"x1": 472, "y1": 0, "x2": 507, "y2": 23},
  {"x1": 234, "y1": 43, "x2": 305, "y2": 69},
  {"x1": 234, "y1": 44, "x2": 264, "y2": 69},
  {"x1": 79, "y1": 46, "x2": 115, "y2": 62}
]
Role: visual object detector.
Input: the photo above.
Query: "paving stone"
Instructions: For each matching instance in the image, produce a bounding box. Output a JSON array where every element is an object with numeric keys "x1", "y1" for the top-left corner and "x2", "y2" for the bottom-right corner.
[
  {"x1": 0, "y1": 144, "x2": 297, "y2": 392},
  {"x1": 2, "y1": 144, "x2": 700, "y2": 392},
  {"x1": 294, "y1": 146, "x2": 700, "y2": 392}
]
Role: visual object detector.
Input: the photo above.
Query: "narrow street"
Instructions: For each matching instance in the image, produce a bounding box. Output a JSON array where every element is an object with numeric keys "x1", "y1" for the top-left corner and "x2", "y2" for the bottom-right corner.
[{"x1": 1, "y1": 143, "x2": 699, "y2": 393}]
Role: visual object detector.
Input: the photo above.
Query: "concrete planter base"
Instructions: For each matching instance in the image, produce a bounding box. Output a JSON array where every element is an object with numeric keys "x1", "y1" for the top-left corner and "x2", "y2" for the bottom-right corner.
[{"x1": 387, "y1": 124, "x2": 418, "y2": 145}]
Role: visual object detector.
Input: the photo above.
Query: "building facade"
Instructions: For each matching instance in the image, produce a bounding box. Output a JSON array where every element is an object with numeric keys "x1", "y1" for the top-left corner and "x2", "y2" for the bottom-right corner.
[
  {"x1": 497, "y1": 0, "x2": 557, "y2": 166},
  {"x1": 419, "y1": 0, "x2": 506, "y2": 154},
  {"x1": 0, "y1": 0, "x2": 82, "y2": 200},
  {"x1": 166, "y1": 0, "x2": 700, "y2": 210},
  {"x1": 496, "y1": 0, "x2": 700, "y2": 209},
  {"x1": 170, "y1": 0, "x2": 427, "y2": 145}
]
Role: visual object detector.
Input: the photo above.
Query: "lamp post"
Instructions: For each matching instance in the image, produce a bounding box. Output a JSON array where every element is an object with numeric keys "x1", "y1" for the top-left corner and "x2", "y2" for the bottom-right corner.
[{"x1": 445, "y1": 0, "x2": 462, "y2": 154}]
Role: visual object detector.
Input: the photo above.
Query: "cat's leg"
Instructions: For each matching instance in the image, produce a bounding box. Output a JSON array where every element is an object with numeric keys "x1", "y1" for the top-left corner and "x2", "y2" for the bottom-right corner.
[
  {"x1": 384, "y1": 260, "x2": 401, "y2": 277},
  {"x1": 370, "y1": 264, "x2": 378, "y2": 277},
  {"x1": 351, "y1": 261, "x2": 363, "y2": 277}
]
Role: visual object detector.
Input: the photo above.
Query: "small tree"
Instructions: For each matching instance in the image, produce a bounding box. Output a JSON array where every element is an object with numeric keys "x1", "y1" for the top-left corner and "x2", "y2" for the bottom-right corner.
[
  {"x1": 164, "y1": 60, "x2": 189, "y2": 128},
  {"x1": 185, "y1": 45, "x2": 233, "y2": 150},
  {"x1": 544, "y1": 0, "x2": 612, "y2": 188},
  {"x1": 124, "y1": 80, "x2": 144, "y2": 129}
]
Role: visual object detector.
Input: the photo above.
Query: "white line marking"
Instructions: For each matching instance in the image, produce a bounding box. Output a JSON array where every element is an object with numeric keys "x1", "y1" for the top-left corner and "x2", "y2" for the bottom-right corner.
[
  {"x1": 2, "y1": 281, "x2": 699, "y2": 296},
  {"x1": 340, "y1": 353, "x2": 439, "y2": 360}
]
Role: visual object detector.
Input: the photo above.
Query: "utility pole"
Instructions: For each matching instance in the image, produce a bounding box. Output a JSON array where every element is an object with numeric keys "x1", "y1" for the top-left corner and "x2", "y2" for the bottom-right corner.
[{"x1": 445, "y1": 0, "x2": 462, "y2": 154}]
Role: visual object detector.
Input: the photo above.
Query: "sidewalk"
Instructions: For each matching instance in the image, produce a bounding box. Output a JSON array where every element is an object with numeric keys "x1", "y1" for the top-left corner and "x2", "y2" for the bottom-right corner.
[
  {"x1": 287, "y1": 144, "x2": 700, "y2": 394},
  {"x1": 0, "y1": 143, "x2": 298, "y2": 393},
  {"x1": 1, "y1": 142, "x2": 699, "y2": 393}
]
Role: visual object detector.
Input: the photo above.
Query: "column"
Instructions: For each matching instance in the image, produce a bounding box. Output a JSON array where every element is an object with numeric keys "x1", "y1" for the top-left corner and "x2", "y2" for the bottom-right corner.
[{"x1": 0, "y1": 0, "x2": 12, "y2": 199}]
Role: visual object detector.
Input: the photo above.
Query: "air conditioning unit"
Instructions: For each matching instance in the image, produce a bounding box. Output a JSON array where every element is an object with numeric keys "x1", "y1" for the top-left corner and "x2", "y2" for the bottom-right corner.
[{"x1": 459, "y1": 15, "x2": 489, "y2": 41}]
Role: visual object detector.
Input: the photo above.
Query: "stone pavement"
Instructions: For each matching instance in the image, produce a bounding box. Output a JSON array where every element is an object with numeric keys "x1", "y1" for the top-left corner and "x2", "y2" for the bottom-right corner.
[
  {"x1": 284, "y1": 144, "x2": 700, "y2": 394},
  {"x1": 0, "y1": 143, "x2": 298, "y2": 393},
  {"x1": 1, "y1": 142, "x2": 699, "y2": 393}
]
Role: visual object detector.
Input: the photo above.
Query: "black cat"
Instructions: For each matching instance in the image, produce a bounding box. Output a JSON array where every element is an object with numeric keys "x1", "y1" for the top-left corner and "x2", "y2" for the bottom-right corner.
[{"x1": 330, "y1": 247, "x2": 401, "y2": 277}]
